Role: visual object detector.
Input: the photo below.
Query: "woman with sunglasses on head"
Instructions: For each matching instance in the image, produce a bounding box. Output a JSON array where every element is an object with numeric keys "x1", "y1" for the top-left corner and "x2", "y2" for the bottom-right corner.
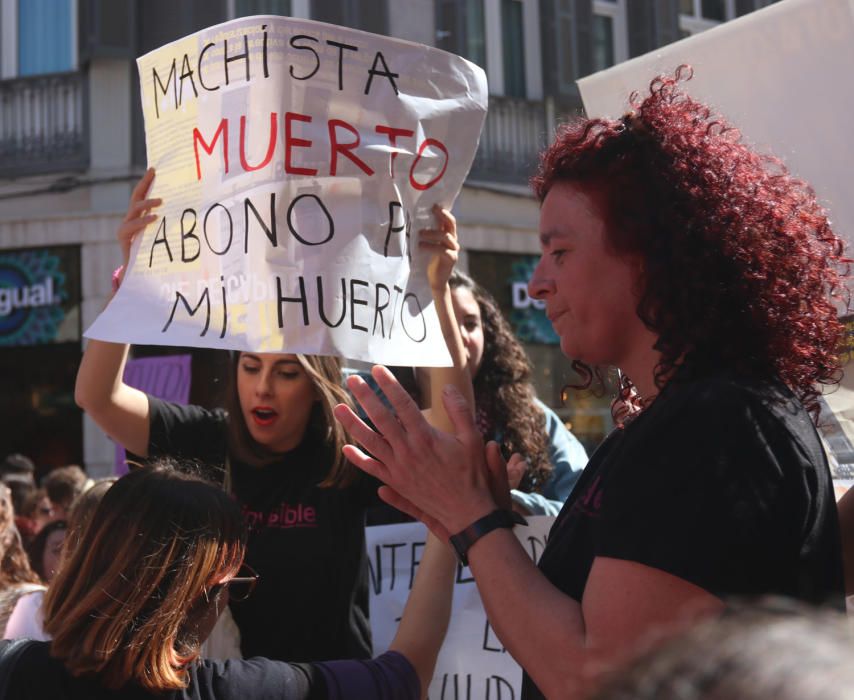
[
  {"x1": 75, "y1": 168, "x2": 472, "y2": 664},
  {"x1": 0, "y1": 461, "x2": 461, "y2": 699}
]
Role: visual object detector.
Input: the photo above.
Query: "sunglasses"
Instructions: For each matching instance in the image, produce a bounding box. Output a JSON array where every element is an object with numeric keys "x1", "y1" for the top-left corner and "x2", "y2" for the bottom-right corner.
[{"x1": 212, "y1": 563, "x2": 259, "y2": 603}]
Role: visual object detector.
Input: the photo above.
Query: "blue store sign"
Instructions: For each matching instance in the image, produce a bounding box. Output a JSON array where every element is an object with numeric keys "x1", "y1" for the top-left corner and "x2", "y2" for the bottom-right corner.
[
  {"x1": 0, "y1": 246, "x2": 80, "y2": 346},
  {"x1": 508, "y1": 257, "x2": 559, "y2": 345}
]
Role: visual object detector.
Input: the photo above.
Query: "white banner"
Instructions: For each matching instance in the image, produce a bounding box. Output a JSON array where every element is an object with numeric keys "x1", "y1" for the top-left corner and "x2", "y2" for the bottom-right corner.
[
  {"x1": 367, "y1": 517, "x2": 554, "y2": 699},
  {"x1": 86, "y1": 16, "x2": 488, "y2": 365},
  {"x1": 577, "y1": 0, "x2": 854, "y2": 307}
]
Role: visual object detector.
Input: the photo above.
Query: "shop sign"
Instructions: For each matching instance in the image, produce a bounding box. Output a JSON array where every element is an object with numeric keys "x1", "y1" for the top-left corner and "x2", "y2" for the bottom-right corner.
[
  {"x1": 0, "y1": 246, "x2": 80, "y2": 346},
  {"x1": 508, "y1": 257, "x2": 559, "y2": 345}
]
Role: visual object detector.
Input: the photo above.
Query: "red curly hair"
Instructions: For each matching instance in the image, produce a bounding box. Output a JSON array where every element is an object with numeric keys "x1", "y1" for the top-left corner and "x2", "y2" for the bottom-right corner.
[{"x1": 531, "y1": 66, "x2": 849, "y2": 421}]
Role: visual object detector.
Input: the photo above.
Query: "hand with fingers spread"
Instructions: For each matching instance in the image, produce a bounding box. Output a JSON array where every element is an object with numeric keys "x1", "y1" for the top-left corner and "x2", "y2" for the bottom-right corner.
[
  {"x1": 115, "y1": 167, "x2": 162, "y2": 291},
  {"x1": 334, "y1": 366, "x2": 499, "y2": 540}
]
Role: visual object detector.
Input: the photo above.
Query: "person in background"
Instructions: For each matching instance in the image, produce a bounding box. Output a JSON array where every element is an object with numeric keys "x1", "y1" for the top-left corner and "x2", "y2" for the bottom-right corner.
[
  {"x1": 359, "y1": 268, "x2": 586, "y2": 520},
  {"x1": 18, "y1": 489, "x2": 53, "y2": 542},
  {"x1": 42, "y1": 466, "x2": 92, "y2": 522},
  {"x1": 5, "y1": 480, "x2": 115, "y2": 641},
  {"x1": 0, "y1": 485, "x2": 43, "y2": 636},
  {"x1": 25, "y1": 520, "x2": 67, "y2": 584},
  {"x1": 431, "y1": 270, "x2": 587, "y2": 515},
  {"x1": 1, "y1": 454, "x2": 35, "y2": 510},
  {"x1": 334, "y1": 67, "x2": 847, "y2": 698}
]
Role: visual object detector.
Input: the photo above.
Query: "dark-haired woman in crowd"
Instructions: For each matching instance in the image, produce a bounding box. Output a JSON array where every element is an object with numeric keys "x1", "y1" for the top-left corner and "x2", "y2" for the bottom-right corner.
[
  {"x1": 440, "y1": 269, "x2": 587, "y2": 514},
  {"x1": 363, "y1": 269, "x2": 586, "y2": 519},
  {"x1": 0, "y1": 462, "x2": 460, "y2": 699},
  {"x1": 335, "y1": 67, "x2": 848, "y2": 698}
]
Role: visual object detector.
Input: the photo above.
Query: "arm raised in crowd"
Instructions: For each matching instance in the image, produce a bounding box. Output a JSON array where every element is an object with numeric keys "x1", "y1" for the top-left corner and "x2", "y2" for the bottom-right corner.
[
  {"x1": 378, "y1": 206, "x2": 473, "y2": 697},
  {"x1": 74, "y1": 169, "x2": 161, "y2": 458}
]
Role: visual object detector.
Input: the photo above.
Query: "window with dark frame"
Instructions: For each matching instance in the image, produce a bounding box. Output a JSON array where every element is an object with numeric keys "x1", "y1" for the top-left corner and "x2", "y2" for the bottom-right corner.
[
  {"x1": 311, "y1": 0, "x2": 388, "y2": 36},
  {"x1": 234, "y1": 0, "x2": 293, "y2": 16},
  {"x1": 435, "y1": 0, "x2": 486, "y2": 68},
  {"x1": 501, "y1": 0, "x2": 526, "y2": 98}
]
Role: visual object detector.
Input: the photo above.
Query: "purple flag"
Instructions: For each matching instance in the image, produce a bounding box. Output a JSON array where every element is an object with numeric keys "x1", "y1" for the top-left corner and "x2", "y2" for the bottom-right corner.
[{"x1": 114, "y1": 355, "x2": 191, "y2": 474}]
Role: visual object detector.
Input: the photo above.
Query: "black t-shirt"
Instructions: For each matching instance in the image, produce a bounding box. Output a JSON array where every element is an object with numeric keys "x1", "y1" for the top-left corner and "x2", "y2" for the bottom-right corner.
[
  {"x1": 147, "y1": 398, "x2": 379, "y2": 663},
  {"x1": 521, "y1": 370, "x2": 845, "y2": 699},
  {"x1": 6, "y1": 641, "x2": 419, "y2": 700}
]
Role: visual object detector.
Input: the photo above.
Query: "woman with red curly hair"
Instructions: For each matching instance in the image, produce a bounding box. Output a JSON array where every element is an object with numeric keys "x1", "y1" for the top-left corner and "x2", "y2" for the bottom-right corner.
[{"x1": 334, "y1": 67, "x2": 848, "y2": 699}]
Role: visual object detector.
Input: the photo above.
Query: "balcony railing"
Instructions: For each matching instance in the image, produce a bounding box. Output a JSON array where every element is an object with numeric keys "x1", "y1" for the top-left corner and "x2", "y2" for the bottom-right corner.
[
  {"x1": 0, "y1": 71, "x2": 89, "y2": 178},
  {"x1": 469, "y1": 95, "x2": 548, "y2": 186}
]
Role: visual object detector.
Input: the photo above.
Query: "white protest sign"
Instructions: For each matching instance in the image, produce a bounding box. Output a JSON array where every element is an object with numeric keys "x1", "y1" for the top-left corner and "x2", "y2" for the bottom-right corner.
[
  {"x1": 577, "y1": 0, "x2": 854, "y2": 281},
  {"x1": 367, "y1": 517, "x2": 554, "y2": 699},
  {"x1": 86, "y1": 16, "x2": 488, "y2": 365}
]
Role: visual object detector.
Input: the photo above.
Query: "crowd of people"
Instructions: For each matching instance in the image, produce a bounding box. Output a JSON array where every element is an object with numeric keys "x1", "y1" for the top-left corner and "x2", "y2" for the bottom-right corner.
[{"x1": 0, "y1": 67, "x2": 853, "y2": 699}]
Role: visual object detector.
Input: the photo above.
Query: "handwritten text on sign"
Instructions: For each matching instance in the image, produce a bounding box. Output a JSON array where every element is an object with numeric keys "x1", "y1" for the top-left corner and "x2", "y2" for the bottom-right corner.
[
  {"x1": 85, "y1": 16, "x2": 487, "y2": 365},
  {"x1": 367, "y1": 517, "x2": 554, "y2": 699}
]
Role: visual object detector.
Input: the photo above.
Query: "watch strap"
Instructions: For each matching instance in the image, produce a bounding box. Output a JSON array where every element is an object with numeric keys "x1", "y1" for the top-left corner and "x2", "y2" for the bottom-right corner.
[{"x1": 449, "y1": 509, "x2": 527, "y2": 566}]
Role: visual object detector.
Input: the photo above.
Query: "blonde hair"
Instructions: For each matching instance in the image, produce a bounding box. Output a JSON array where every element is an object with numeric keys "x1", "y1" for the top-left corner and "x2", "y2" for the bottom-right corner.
[
  {"x1": 43, "y1": 463, "x2": 245, "y2": 692},
  {"x1": 226, "y1": 353, "x2": 358, "y2": 488}
]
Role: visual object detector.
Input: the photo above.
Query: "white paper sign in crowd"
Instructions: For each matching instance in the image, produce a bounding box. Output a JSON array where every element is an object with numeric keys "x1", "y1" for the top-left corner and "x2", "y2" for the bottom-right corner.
[
  {"x1": 86, "y1": 16, "x2": 488, "y2": 365},
  {"x1": 367, "y1": 517, "x2": 554, "y2": 699}
]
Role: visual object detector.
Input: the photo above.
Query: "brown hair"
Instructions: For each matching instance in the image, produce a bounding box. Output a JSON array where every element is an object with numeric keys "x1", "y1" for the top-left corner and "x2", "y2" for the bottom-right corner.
[
  {"x1": 64, "y1": 478, "x2": 115, "y2": 554},
  {"x1": 0, "y1": 484, "x2": 40, "y2": 586},
  {"x1": 43, "y1": 465, "x2": 90, "y2": 509},
  {"x1": 225, "y1": 353, "x2": 359, "y2": 488},
  {"x1": 43, "y1": 462, "x2": 246, "y2": 692}
]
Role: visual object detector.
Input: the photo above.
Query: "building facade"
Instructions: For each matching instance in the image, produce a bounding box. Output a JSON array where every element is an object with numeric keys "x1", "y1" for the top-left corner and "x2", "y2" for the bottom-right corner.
[{"x1": 0, "y1": 0, "x2": 777, "y2": 476}]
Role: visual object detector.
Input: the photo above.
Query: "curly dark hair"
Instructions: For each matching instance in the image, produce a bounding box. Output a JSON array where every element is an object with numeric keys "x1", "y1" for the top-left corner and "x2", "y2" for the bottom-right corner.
[
  {"x1": 531, "y1": 66, "x2": 849, "y2": 421},
  {"x1": 449, "y1": 270, "x2": 552, "y2": 491}
]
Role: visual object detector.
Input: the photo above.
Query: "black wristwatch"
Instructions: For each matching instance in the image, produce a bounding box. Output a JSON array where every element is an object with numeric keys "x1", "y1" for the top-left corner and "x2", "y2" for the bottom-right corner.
[{"x1": 449, "y1": 509, "x2": 527, "y2": 566}]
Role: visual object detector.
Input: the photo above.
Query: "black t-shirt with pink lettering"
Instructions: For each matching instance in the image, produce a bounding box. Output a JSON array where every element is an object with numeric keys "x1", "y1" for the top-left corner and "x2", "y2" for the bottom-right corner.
[
  {"x1": 522, "y1": 369, "x2": 844, "y2": 699},
  {"x1": 147, "y1": 398, "x2": 379, "y2": 663}
]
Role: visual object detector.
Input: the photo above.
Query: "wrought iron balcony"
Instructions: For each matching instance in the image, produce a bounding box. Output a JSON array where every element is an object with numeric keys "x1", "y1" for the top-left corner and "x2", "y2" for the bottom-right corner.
[
  {"x1": 0, "y1": 71, "x2": 89, "y2": 178},
  {"x1": 469, "y1": 95, "x2": 548, "y2": 186}
]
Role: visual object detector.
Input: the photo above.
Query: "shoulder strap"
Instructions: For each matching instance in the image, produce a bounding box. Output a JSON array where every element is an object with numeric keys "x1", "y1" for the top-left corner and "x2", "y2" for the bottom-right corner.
[{"x1": 0, "y1": 639, "x2": 36, "y2": 697}]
